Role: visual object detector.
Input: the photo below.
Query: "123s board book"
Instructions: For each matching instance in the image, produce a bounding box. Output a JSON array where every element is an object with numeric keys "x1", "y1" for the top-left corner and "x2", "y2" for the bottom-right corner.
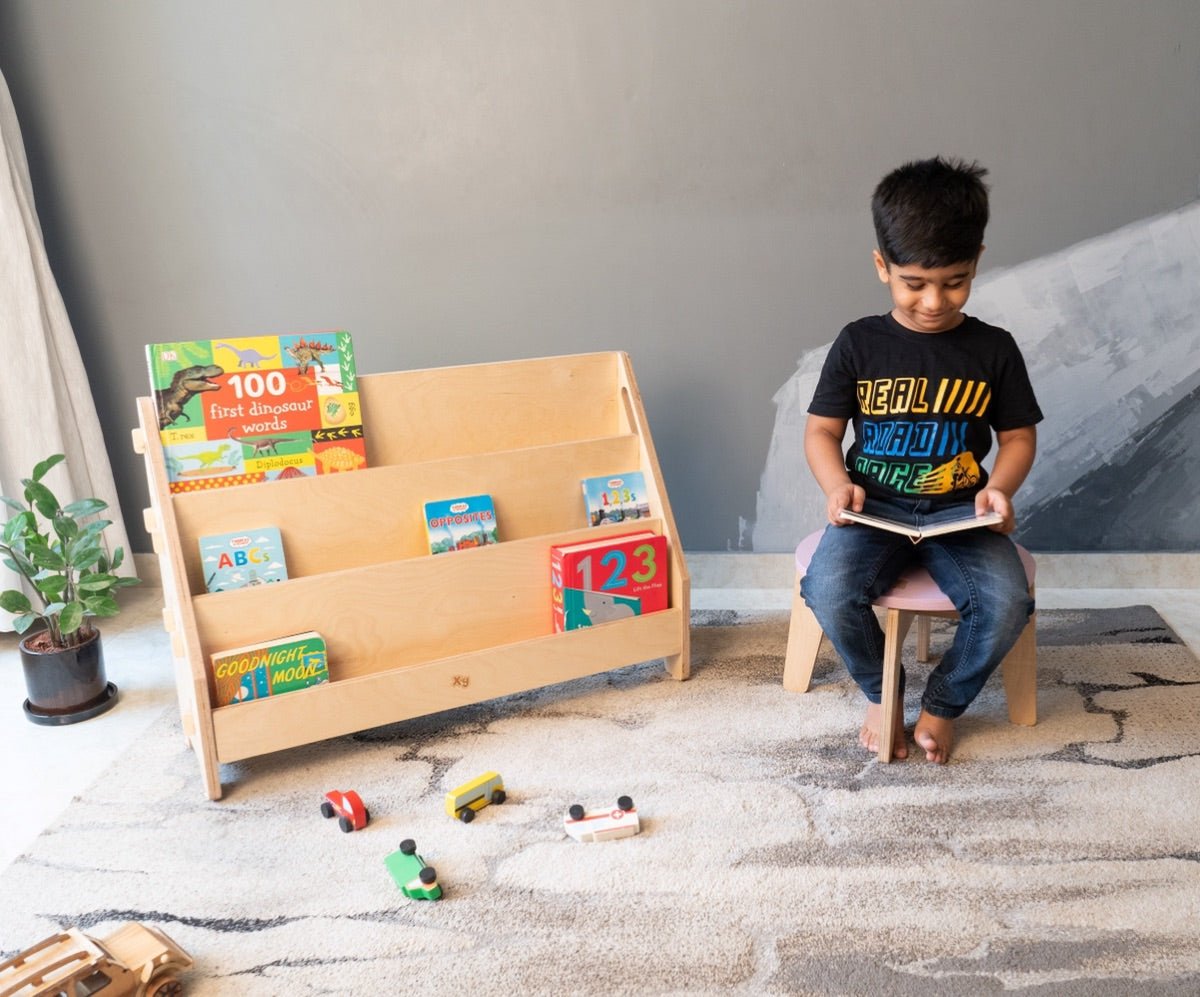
[
  {"x1": 581, "y1": 471, "x2": 651, "y2": 527},
  {"x1": 146, "y1": 331, "x2": 366, "y2": 493},
  {"x1": 550, "y1": 531, "x2": 668, "y2": 632}
]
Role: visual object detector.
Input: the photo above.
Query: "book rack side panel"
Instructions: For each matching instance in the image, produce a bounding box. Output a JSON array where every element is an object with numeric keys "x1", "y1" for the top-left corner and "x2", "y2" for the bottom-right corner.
[
  {"x1": 210, "y1": 608, "x2": 686, "y2": 762},
  {"x1": 616, "y1": 354, "x2": 691, "y2": 678},
  {"x1": 359, "y1": 352, "x2": 625, "y2": 466},
  {"x1": 133, "y1": 396, "x2": 223, "y2": 800}
]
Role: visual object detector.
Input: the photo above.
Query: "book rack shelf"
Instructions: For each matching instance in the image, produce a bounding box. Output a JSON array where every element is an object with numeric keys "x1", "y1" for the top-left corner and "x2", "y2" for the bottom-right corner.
[{"x1": 132, "y1": 352, "x2": 690, "y2": 799}]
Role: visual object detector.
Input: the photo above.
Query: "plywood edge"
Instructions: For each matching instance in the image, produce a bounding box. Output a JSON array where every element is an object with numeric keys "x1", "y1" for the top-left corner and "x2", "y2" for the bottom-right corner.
[{"x1": 135, "y1": 395, "x2": 224, "y2": 799}]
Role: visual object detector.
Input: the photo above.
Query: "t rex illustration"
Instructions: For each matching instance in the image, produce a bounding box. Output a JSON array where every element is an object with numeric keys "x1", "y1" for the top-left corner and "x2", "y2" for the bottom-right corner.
[
  {"x1": 184, "y1": 444, "x2": 237, "y2": 469},
  {"x1": 156, "y1": 364, "x2": 224, "y2": 429},
  {"x1": 286, "y1": 338, "x2": 337, "y2": 376},
  {"x1": 215, "y1": 342, "x2": 277, "y2": 368},
  {"x1": 226, "y1": 428, "x2": 299, "y2": 456}
]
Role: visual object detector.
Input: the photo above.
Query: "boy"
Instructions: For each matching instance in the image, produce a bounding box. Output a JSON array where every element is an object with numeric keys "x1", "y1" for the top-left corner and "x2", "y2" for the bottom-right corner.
[{"x1": 801, "y1": 156, "x2": 1042, "y2": 764}]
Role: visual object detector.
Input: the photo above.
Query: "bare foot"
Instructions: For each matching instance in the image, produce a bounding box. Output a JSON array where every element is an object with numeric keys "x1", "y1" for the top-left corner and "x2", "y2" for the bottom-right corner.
[
  {"x1": 860, "y1": 701, "x2": 907, "y2": 759},
  {"x1": 913, "y1": 709, "x2": 954, "y2": 764}
]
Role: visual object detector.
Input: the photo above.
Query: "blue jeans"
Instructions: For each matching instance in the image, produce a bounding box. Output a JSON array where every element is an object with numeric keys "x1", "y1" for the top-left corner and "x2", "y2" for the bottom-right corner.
[{"x1": 800, "y1": 497, "x2": 1034, "y2": 719}]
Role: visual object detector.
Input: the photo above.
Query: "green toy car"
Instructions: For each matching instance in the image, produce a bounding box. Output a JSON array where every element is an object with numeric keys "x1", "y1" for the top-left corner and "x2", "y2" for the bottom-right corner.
[{"x1": 384, "y1": 839, "x2": 442, "y2": 900}]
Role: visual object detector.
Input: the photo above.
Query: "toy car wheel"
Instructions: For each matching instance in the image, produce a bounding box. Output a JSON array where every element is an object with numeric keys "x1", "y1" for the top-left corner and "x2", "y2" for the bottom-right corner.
[
  {"x1": 320, "y1": 801, "x2": 335, "y2": 819},
  {"x1": 400, "y1": 838, "x2": 416, "y2": 855},
  {"x1": 362, "y1": 807, "x2": 370, "y2": 824},
  {"x1": 492, "y1": 789, "x2": 506, "y2": 805},
  {"x1": 339, "y1": 816, "x2": 354, "y2": 833},
  {"x1": 617, "y1": 795, "x2": 633, "y2": 811},
  {"x1": 148, "y1": 977, "x2": 183, "y2": 997},
  {"x1": 459, "y1": 807, "x2": 475, "y2": 823},
  {"x1": 568, "y1": 804, "x2": 585, "y2": 821},
  {"x1": 419, "y1": 866, "x2": 437, "y2": 885}
]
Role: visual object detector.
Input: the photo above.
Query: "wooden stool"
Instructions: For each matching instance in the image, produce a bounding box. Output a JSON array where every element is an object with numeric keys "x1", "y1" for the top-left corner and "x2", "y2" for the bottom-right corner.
[{"x1": 783, "y1": 529, "x2": 1037, "y2": 762}]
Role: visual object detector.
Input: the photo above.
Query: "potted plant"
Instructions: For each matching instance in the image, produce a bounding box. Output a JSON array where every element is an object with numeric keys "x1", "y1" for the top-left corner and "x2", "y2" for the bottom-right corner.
[{"x1": 1, "y1": 453, "x2": 139, "y2": 725}]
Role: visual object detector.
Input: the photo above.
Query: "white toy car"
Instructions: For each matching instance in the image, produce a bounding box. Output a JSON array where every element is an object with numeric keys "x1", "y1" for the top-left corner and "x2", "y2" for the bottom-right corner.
[{"x1": 563, "y1": 795, "x2": 640, "y2": 842}]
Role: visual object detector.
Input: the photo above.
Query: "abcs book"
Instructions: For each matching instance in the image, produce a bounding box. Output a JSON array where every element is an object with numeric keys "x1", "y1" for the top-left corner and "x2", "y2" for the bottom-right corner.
[
  {"x1": 146, "y1": 331, "x2": 367, "y2": 494},
  {"x1": 210, "y1": 631, "x2": 329, "y2": 707},
  {"x1": 581, "y1": 471, "x2": 652, "y2": 527},
  {"x1": 424, "y1": 494, "x2": 499, "y2": 554},
  {"x1": 198, "y1": 526, "x2": 288, "y2": 593},
  {"x1": 550, "y1": 531, "x2": 669, "y2": 632},
  {"x1": 837, "y1": 508, "x2": 1003, "y2": 543}
]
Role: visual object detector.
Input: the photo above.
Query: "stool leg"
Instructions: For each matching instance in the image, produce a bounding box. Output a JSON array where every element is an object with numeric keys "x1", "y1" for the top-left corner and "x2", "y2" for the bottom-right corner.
[
  {"x1": 879, "y1": 609, "x2": 914, "y2": 762},
  {"x1": 916, "y1": 615, "x2": 932, "y2": 662},
  {"x1": 784, "y1": 573, "x2": 824, "y2": 693},
  {"x1": 1001, "y1": 608, "x2": 1037, "y2": 726}
]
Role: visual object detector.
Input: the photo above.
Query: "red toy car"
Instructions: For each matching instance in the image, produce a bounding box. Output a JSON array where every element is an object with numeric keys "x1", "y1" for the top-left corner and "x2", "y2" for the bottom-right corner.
[{"x1": 321, "y1": 789, "x2": 369, "y2": 832}]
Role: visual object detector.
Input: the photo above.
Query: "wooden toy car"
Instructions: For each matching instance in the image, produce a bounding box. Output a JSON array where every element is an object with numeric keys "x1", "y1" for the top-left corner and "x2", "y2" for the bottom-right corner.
[
  {"x1": 384, "y1": 839, "x2": 442, "y2": 900},
  {"x1": 321, "y1": 789, "x2": 369, "y2": 832},
  {"x1": 563, "y1": 794, "x2": 640, "y2": 843},
  {"x1": 0, "y1": 920, "x2": 193, "y2": 996},
  {"x1": 444, "y1": 770, "x2": 506, "y2": 823}
]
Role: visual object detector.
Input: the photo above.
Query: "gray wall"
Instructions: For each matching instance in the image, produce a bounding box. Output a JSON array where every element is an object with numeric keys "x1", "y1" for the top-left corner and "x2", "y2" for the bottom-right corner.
[{"x1": 1, "y1": 1, "x2": 1197, "y2": 552}]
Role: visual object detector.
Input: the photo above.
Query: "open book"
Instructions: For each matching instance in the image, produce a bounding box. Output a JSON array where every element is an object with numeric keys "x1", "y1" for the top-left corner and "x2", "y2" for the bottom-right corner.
[{"x1": 837, "y1": 508, "x2": 1003, "y2": 543}]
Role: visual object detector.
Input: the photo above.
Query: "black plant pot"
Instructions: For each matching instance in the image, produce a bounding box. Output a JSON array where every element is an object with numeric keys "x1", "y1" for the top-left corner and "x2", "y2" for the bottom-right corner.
[{"x1": 20, "y1": 627, "x2": 118, "y2": 726}]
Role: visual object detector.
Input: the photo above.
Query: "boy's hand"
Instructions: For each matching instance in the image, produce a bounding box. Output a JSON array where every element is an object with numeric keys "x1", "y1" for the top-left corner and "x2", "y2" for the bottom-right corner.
[
  {"x1": 975, "y1": 487, "x2": 1015, "y2": 534},
  {"x1": 828, "y1": 483, "x2": 866, "y2": 526}
]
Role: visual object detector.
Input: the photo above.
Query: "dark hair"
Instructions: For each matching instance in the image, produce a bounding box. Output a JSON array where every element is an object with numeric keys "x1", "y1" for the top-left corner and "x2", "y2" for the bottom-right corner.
[{"x1": 871, "y1": 157, "x2": 990, "y2": 268}]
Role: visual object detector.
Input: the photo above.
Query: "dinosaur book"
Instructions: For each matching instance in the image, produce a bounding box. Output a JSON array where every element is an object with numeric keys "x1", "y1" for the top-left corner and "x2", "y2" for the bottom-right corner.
[
  {"x1": 145, "y1": 331, "x2": 367, "y2": 493},
  {"x1": 199, "y1": 526, "x2": 288, "y2": 593},
  {"x1": 210, "y1": 630, "x2": 329, "y2": 707},
  {"x1": 550, "y1": 531, "x2": 668, "y2": 632}
]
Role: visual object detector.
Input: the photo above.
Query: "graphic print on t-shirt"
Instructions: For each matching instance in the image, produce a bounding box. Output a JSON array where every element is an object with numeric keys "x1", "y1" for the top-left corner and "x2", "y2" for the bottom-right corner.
[{"x1": 852, "y1": 375, "x2": 991, "y2": 497}]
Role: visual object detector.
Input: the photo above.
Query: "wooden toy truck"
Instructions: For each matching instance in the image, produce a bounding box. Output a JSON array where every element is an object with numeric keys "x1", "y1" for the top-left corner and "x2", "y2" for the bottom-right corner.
[
  {"x1": 133, "y1": 352, "x2": 691, "y2": 800},
  {"x1": 0, "y1": 921, "x2": 192, "y2": 996}
]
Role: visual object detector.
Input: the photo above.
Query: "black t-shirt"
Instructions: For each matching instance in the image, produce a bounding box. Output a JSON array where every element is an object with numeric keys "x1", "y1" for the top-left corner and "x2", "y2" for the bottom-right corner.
[{"x1": 807, "y1": 313, "x2": 1043, "y2": 504}]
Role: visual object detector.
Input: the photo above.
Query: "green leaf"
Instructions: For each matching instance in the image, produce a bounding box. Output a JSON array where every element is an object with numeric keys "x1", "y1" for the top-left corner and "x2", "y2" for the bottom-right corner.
[
  {"x1": 110, "y1": 546, "x2": 125, "y2": 571},
  {"x1": 78, "y1": 573, "x2": 118, "y2": 592},
  {"x1": 23, "y1": 480, "x2": 60, "y2": 520},
  {"x1": 71, "y1": 548, "x2": 105, "y2": 572},
  {"x1": 82, "y1": 594, "x2": 119, "y2": 618},
  {"x1": 113, "y1": 575, "x2": 141, "y2": 589},
  {"x1": 62, "y1": 497, "x2": 107, "y2": 518},
  {"x1": 29, "y1": 545, "x2": 66, "y2": 571},
  {"x1": 53, "y1": 512, "x2": 79, "y2": 544},
  {"x1": 12, "y1": 611, "x2": 40, "y2": 634},
  {"x1": 31, "y1": 454, "x2": 65, "y2": 482},
  {"x1": 67, "y1": 533, "x2": 101, "y2": 563},
  {"x1": 58, "y1": 601, "x2": 84, "y2": 635},
  {"x1": 33, "y1": 574, "x2": 66, "y2": 598},
  {"x1": 3, "y1": 511, "x2": 35, "y2": 545},
  {"x1": 0, "y1": 590, "x2": 31, "y2": 614},
  {"x1": 0, "y1": 495, "x2": 24, "y2": 513}
]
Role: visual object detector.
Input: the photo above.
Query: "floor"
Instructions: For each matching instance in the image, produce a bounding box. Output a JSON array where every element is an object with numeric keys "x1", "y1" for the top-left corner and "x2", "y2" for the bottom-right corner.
[{"x1": 2, "y1": 579, "x2": 1197, "y2": 877}]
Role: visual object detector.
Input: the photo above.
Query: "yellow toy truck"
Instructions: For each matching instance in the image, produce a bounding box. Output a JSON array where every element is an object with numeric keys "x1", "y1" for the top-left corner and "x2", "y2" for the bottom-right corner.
[
  {"x1": 444, "y1": 771, "x2": 506, "y2": 823},
  {"x1": 0, "y1": 920, "x2": 192, "y2": 996}
]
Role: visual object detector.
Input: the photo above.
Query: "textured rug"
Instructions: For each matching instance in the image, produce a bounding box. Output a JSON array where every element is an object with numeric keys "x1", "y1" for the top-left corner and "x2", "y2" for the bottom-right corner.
[{"x1": 3, "y1": 607, "x2": 1200, "y2": 996}]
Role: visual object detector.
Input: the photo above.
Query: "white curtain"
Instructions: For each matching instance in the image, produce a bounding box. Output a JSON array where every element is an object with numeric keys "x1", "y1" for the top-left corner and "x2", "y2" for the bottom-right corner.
[{"x1": 1, "y1": 68, "x2": 136, "y2": 631}]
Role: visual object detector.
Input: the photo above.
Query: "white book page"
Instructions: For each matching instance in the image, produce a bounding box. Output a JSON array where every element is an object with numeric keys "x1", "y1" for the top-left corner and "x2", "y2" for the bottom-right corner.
[{"x1": 837, "y1": 508, "x2": 1003, "y2": 541}]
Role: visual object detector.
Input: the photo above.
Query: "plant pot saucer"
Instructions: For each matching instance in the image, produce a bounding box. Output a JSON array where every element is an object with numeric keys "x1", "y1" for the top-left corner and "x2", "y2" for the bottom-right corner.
[{"x1": 23, "y1": 682, "x2": 118, "y2": 726}]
